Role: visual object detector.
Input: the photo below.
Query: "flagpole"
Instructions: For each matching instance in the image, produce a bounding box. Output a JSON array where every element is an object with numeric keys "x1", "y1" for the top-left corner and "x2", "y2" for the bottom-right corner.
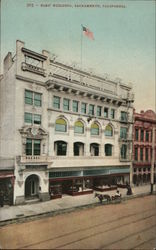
[{"x1": 81, "y1": 24, "x2": 83, "y2": 71}]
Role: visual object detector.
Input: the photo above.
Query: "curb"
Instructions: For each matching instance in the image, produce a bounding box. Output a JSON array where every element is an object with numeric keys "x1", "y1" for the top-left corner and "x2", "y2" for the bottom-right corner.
[{"x1": 0, "y1": 192, "x2": 155, "y2": 227}]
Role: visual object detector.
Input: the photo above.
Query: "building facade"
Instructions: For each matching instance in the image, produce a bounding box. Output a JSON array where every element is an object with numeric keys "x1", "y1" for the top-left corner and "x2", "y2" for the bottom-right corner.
[
  {"x1": 133, "y1": 110, "x2": 156, "y2": 186},
  {"x1": 0, "y1": 40, "x2": 134, "y2": 205}
]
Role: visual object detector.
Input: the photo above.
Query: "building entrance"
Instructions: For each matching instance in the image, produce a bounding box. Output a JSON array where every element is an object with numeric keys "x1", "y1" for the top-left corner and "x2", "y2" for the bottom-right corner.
[{"x1": 25, "y1": 174, "x2": 39, "y2": 198}]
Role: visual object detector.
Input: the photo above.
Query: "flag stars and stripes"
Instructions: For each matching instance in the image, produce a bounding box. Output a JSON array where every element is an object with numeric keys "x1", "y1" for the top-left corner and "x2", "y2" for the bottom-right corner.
[{"x1": 82, "y1": 25, "x2": 94, "y2": 40}]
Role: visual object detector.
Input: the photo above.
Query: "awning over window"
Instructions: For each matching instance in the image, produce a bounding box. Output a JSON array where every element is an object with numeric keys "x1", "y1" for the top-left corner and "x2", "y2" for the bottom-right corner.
[{"x1": 0, "y1": 173, "x2": 14, "y2": 179}]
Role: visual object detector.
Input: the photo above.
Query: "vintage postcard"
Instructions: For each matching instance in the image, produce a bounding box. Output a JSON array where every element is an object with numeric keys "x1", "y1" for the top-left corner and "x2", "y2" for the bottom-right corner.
[{"x1": 0, "y1": 0, "x2": 155, "y2": 249}]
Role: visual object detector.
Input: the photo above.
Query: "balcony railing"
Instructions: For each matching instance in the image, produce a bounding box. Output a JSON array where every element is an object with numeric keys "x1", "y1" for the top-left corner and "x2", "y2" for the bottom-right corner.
[
  {"x1": 119, "y1": 135, "x2": 133, "y2": 141},
  {"x1": 119, "y1": 118, "x2": 133, "y2": 124},
  {"x1": 120, "y1": 157, "x2": 131, "y2": 162},
  {"x1": 19, "y1": 155, "x2": 52, "y2": 164},
  {"x1": 21, "y1": 62, "x2": 46, "y2": 76}
]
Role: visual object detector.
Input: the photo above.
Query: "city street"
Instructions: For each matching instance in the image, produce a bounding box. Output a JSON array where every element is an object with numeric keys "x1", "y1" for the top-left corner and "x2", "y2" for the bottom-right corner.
[{"x1": 0, "y1": 195, "x2": 156, "y2": 249}]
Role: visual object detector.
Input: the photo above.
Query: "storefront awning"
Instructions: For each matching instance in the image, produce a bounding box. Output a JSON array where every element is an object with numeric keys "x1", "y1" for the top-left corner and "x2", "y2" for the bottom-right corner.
[
  {"x1": 49, "y1": 166, "x2": 130, "y2": 179},
  {"x1": 0, "y1": 173, "x2": 14, "y2": 179}
]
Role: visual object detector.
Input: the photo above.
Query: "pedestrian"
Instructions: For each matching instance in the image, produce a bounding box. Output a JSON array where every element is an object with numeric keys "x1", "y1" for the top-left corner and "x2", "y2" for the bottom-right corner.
[
  {"x1": 98, "y1": 194, "x2": 103, "y2": 204},
  {"x1": 127, "y1": 185, "x2": 132, "y2": 195},
  {"x1": 0, "y1": 190, "x2": 4, "y2": 207},
  {"x1": 115, "y1": 189, "x2": 121, "y2": 197},
  {"x1": 112, "y1": 189, "x2": 121, "y2": 200}
]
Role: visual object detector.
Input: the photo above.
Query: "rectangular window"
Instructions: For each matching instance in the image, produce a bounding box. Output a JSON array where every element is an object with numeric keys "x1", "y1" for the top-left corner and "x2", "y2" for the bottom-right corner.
[
  {"x1": 134, "y1": 147, "x2": 138, "y2": 161},
  {"x1": 72, "y1": 100, "x2": 78, "y2": 112},
  {"x1": 63, "y1": 98, "x2": 70, "y2": 111},
  {"x1": 97, "y1": 106, "x2": 102, "y2": 116},
  {"x1": 25, "y1": 90, "x2": 42, "y2": 107},
  {"x1": 34, "y1": 93, "x2": 42, "y2": 107},
  {"x1": 81, "y1": 103, "x2": 87, "y2": 114},
  {"x1": 121, "y1": 144, "x2": 127, "y2": 159},
  {"x1": 25, "y1": 112, "x2": 32, "y2": 124},
  {"x1": 53, "y1": 96, "x2": 60, "y2": 109},
  {"x1": 105, "y1": 144, "x2": 112, "y2": 156},
  {"x1": 121, "y1": 111, "x2": 127, "y2": 122},
  {"x1": 33, "y1": 140, "x2": 41, "y2": 155},
  {"x1": 104, "y1": 107, "x2": 108, "y2": 118},
  {"x1": 24, "y1": 113, "x2": 41, "y2": 125},
  {"x1": 140, "y1": 148, "x2": 143, "y2": 161},
  {"x1": 26, "y1": 139, "x2": 41, "y2": 155},
  {"x1": 26, "y1": 139, "x2": 32, "y2": 155},
  {"x1": 145, "y1": 148, "x2": 148, "y2": 161},
  {"x1": 151, "y1": 148, "x2": 152, "y2": 160},
  {"x1": 135, "y1": 129, "x2": 139, "y2": 141},
  {"x1": 89, "y1": 104, "x2": 94, "y2": 115},
  {"x1": 25, "y1": 90, "x2": 33, "y2": 105},
  {"x1": 151, "y1": 131, "x2": 153, "y2": 142},
  {"x1": 110, "y1": 109, "x2": 115, "y2": 119},
  {"x1": 146, "y1": 131, "x2": 149, "y2": 142},
  {"x1": 140, "y1": 130, "x2": 144, "y2": 141},
  {"x1": 120, "y1": 127, "x2": 127, "y2": 139},
  {"x1": 34, "y1": 114, "x2": 41, "y2": 125}
]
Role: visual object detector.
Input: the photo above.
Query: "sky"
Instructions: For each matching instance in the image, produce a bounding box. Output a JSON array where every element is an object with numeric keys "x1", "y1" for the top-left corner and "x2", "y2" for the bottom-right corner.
[{"x1": 1, "y1": 0, "x2": 155, "y2": 112}]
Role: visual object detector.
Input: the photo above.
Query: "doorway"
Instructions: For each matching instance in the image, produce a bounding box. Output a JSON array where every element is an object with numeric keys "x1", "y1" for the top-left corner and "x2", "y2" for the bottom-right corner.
[{"x1": 25, "y1": 174, "x2": 39, "y2": 198}]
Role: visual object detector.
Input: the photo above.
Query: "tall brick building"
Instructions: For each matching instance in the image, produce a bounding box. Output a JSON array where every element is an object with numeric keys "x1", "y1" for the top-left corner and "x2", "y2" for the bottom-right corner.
[{"x1": 133, "y1": 110, "x2": 156, "y2": 186}]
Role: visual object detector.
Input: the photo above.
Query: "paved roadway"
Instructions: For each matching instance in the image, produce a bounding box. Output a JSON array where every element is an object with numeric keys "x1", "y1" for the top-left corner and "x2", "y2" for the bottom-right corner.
[{"x1": 0, "y1": 195, "x2": 156, "y2": 249}]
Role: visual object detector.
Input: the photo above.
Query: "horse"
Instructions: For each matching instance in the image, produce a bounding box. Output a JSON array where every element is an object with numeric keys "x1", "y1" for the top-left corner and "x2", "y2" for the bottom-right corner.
[{"x1": 95, "y1": 193, "x2": 111, "y2": 203}]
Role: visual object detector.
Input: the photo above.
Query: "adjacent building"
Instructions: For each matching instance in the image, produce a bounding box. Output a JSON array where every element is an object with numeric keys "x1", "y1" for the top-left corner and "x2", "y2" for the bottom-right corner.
[
  {"x1": 0, "y1": 40, "x2": 134, "y2": 205},
  {"x1": 133, "y1": 110, "x2": 156, "y2": 186}
]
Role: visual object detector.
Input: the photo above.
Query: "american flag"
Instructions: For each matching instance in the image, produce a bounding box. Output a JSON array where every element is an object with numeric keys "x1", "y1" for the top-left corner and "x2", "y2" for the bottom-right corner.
[{"x1": 82, "y1": 25, "x2": 94, "y2": 40}]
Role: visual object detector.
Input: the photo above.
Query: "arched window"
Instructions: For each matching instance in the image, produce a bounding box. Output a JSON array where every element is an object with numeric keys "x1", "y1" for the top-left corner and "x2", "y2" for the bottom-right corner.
[
  {"x1": 105, "y1": 144, "x2": 112, "y2": 156},
  {"x1": 55, "y1": 118, "x2": 67, "y2": 132},
  {"x1": 90, "y1": 143, "x2": 99, "y2": 156},
  {"x1": 105, "y1": 125, "x2": 113, "y2": 136},
  {"x1": 54, "y1": 141, "x2": 67, "y2": 156},
  {"x1": 74, "y1": 142, "x2": 84, "y2": 156},
  {"x1": 91, "y1": 123, "x2": 99, "y2": 135},
  {"x1": 74, "y1": 121, "x2": 84, "y2": 134}
]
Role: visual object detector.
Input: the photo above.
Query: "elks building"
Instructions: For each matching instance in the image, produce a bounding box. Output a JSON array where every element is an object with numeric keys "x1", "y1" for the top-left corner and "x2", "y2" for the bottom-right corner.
[
  {"x1": 133, "y1": 110, "x2": 156, "y2": 186},
  {"x1": 0, "y1": 40, "x2": 134, "y2": 205}
]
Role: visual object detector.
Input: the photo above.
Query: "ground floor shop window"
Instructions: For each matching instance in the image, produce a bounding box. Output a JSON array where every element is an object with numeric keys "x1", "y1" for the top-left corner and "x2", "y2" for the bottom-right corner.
[
  {"x1": 0, "y1": 178, "x2": 13, "y2": 205},
  {"x1": 133, "y1": 173, "x2": 151, "y2": 185},
  {"x1": 49, "y1": 183, "x2": 62, "y2": 198}
]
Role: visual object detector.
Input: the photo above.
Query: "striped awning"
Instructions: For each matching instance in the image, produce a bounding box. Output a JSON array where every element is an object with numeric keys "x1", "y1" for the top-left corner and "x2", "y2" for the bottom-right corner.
[{"x1": 0, "y1": 173, "x2": 14, "y2": 179}]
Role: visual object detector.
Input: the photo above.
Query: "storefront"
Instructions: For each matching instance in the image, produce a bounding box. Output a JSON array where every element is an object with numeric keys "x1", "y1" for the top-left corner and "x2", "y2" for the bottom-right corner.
[
  {"x1": 0, "y1": 171, "x2": 14, "y2": 205},
  {"x1": 49, "y1": 166, "x2": 130, "y2": 199}
]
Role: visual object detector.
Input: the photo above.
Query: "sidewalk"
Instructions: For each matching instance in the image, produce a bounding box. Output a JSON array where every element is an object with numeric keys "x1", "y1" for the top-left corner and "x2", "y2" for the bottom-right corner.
[{"x1": 0, "y1": 184, "x2": 155, "y2": 225}]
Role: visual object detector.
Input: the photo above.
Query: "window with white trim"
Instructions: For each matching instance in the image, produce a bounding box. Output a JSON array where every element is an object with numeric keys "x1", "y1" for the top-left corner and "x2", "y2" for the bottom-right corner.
[
  {"x1": 25, "y1": 90, "x2": 42, "y2": 107},
  {"x1": 24, "y1": 112, "x2": 41, "y2": 125}
]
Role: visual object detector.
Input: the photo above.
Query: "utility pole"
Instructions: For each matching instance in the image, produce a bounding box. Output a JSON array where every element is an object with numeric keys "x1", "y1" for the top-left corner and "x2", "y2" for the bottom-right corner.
[{"x1": 151, "y1": 126, "x2": 155, "y2": 194}]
